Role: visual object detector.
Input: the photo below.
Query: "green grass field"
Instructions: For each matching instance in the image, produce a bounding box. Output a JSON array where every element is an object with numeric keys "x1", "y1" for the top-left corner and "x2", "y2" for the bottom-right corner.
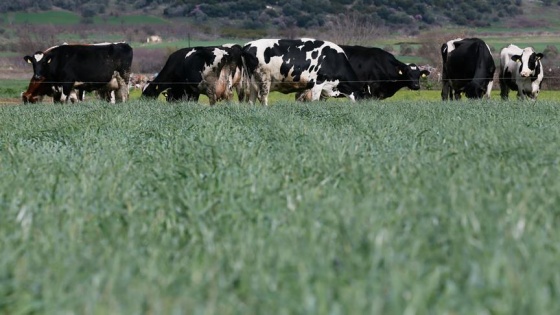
[{"x1": 1, "y1": 99, "x2": 560, "y2": 314}]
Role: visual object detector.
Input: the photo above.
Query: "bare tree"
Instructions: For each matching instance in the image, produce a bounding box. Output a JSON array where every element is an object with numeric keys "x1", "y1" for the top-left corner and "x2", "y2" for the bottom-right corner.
[
  {"x1": 16, "y1": 24, "x2": 60, "y2": 54},
  {"x1": 315, "y1": 12, "x2": 388, "y2": 46},
  {"x1": 416, "y1": 29, "x2": 474, "y2": 67}
]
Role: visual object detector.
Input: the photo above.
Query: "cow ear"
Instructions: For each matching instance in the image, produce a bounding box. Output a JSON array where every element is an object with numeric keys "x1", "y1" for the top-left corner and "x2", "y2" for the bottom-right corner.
[
  {"x1": 512, "y1": 55, "x2": 521, "y2": 62},
  {"x1": 536, "y1": 53, "x2": 544, "y2": 60},
  {"x1": 47, "y1": 57, "x2": 52, "y2": 64},
  {"x1": 421, "y1": 70, "x2": 430, "y2": 77},
  {"x1": 24, "y1": 56, "x2": 32, "y2": 63}
]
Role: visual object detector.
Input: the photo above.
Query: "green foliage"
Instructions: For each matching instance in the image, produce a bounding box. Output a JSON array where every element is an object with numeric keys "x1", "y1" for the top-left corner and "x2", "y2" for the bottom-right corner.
[
  {"x1": 0, "y1": 0, "x2": 524, "y2": 29},
  {"x1": 2, "y1": 100, "x2": 560, "y2": 313}
]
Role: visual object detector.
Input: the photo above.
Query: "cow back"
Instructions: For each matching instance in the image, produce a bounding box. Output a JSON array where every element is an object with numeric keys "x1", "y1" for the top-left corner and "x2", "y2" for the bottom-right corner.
[{"x1": 49, "y1": 43, "x2": 132, "y2": 84}]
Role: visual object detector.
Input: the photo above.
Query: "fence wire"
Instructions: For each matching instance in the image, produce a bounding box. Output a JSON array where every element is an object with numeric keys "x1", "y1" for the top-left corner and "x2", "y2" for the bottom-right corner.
[{"x1": 14, "y1": 76, "x2": 554, "y2": 86}]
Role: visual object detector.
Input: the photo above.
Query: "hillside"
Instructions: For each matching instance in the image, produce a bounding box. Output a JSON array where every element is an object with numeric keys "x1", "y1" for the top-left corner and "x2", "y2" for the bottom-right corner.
[{"x1": 0, "y1": 0, "x2": 545, "y2": 32}]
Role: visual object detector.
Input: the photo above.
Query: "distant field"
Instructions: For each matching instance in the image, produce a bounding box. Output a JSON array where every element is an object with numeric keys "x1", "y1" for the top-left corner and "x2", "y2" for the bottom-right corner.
[
  {"x1": 0, "y1": 11, "x2": 168, "y2": 25},
  {"x1": 1, "y1": 11, "x2": 81, "y2": 25},
  {"x1": 1, "y1": 99, "x2": 560, "y2": 314}
]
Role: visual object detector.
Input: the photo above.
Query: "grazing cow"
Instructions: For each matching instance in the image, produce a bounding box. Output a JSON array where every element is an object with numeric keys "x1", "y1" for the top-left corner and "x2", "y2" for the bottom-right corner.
[
  {"x1": 499, "y1": 44, "x2": 544, "y2": 100},
  {"x1": 21, "y1": 77, "x2": 82, "y2": 103},
  {"x1": 146, "y1": 35, "x2": 163, "y2": 43},
  {"x1": 242, "y1": 38, "x2": 364, "y2": 106},
  {"x1": 21, "y1": 73, "x2": 125, "y2": 104},
  {"x1": 441, "y1": 38, "x2": 495, "y2": 100},
  {"x1": 296, "y1": 45, "x2": 430, "y2": 101},
  {"x1": 141, "y1": 45, "x2": 244, "y2": 105},
  {"x1": 23, "y1": 42, "x2": 133, "y2": 104}
]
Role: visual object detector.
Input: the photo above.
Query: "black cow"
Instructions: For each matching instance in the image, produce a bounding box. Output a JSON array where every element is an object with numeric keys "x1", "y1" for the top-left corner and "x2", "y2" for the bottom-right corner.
[
  {"x1": 141, "y1": 45, "x2": 244, "y2": 105},
  {"x1": 441, "y1": 38, "x2": 495, "y2": 100},
  {"x1": 342, "y1": 45, "x2": 430, "y2": 99},
  {"x1": 242, "y1": 38, "x2": 365, "y2": 106},
  {"x1": 23, "y1": 42, "x2": 133, "y2": 103},
  {"x1": 296, "y1": 45, "x2": 430, "y2": 101}
]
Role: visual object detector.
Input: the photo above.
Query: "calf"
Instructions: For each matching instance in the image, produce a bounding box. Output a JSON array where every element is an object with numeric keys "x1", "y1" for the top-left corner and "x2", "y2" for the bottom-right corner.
[{"x1": 500, "y1": 44, "x2": 544, "y2": 100}]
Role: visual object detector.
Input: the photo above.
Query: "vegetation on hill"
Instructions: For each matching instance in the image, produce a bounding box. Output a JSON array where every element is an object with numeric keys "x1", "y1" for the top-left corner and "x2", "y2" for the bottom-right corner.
[{"x1": 2, "y1": 0, "x2": 553, "y2": 31}]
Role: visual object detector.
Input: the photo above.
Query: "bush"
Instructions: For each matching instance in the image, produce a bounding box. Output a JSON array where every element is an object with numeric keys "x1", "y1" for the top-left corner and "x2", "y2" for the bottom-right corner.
[{"x1": 543, "y1": 45, "x2": 559, "y2": 59}]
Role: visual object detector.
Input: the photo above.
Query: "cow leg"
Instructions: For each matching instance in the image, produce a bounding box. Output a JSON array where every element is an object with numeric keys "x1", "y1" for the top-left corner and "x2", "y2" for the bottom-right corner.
[
  {"x1": 499, "y1": 78, "x2": 509, "y2": 100},
  {"x1": 454, "y1": 90, "x2": 461, "y2": 100},
  {"x1": 62, "y1": 85, "x2": 75, "y2": 103},
  {"x1": 517, "y1": 89, "x2": 526, "y2": 101},
  {"x1": 310, "y1": 84, "x2": 325, "y2": 101},
  {"x1": 295, "y1": 90, "x2": 312, "y2": 102},
  {"x1": 441, "y1": 81, "x2": 451, "y2": 101},
  {"x1": 253, "y1": 70, "x2": 270, "y2": 106},
  {"x1": 186, "y1": 93, "x2": 200, "y2": 102},
  {"x1": 248, "y1": 80, "x2": 258, "y2": 105},
  {"x1": 237, "y1": 73, "x2": 249, "y2": 102},
  {"x1": 53, "y1": 89, "x2": 63, "y2": 103},
  {"x1": 68, "y1": 90, "x2": 79, "y2": 103},
  {"x1": 207, "y1": 87, "x2": 217, "y2": 106},
  {"x1": 259, "y1": 80, "x2": 270, "y2": 106},
  {"x1": 77, "y1": 89, "x2": 85, "y2": 101},
  {"x1": 485, "y1": 81, "x2": 493, "y2": 99},
  {"x1": 246, "y1": 73, "x2": 262, "y2": 105}
]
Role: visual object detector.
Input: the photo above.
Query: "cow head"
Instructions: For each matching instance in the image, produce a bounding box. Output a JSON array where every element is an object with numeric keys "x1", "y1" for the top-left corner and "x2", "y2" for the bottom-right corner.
[
  {"x1": 21, "y1": 76, "x2": 51, "y2": 104},
  {"x1": 141, "y1": 81, "x2": 162, "y2": 98},
  {"x1": 399, "y1": 64, "x2": 431, "y2": 90},
  {"x1": 23, "y1": 51, "x2": 53, "y2": 80},
  {"x1": 512, "y1": 48, "x2": 544, "y2": 78}
]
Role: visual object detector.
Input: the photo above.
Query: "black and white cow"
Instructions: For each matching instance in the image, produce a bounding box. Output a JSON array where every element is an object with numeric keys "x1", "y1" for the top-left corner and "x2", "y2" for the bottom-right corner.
[
  {"x1": 141, "y1": 45, "x2": 244, "y2": 105},
  {"x1": 341, "y1": 45, "x2": 431, "y2": 99},
  {"x1": 23, "y1": 42, "x2": 132, "y2": 103},
  {"x1": 21, "y1": 76, "x2": 83, "y2": 103},
  {"x1": 242, "y1": 38, "x2": 364, "y2": 105},
  {"x1": 499, "y1": 44, "x2": 544, "y2": 100},
  {"x1": 441, "y1": 38, "x2": 495, "y2": 100},
  {"x1": 296, "y1": 45, "x2": 430, "y2": 101}
]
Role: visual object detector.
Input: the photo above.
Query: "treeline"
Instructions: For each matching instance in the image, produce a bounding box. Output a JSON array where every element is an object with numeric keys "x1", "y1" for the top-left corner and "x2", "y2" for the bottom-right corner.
[{"x1": 3, "y1": 0, "x2": 554, "y2": 30}]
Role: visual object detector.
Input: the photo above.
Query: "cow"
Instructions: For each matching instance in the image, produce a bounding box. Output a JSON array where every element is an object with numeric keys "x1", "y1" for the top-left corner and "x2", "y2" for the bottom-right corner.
[
  {"x1": 340, "y1": 45, "x2": 431, "y2": 99},
  {"x1": 242, "y1": 38, "x2": 365, "y2": 106},
  {"x1": 21, "y1": 72, "x2": 125, "y2": 104},
  {"x1": 23, "y1": 42, "x2": 133, "y2": 104},
  {"x1": 146, "y1": 35, "x2": 162, "y2": 43},
  {"x1": 499, "y1": 44, "x2": 544, "y2": 100},
  {"x1": 21, "y1": 76, "x2": 82, "y2": 104},
  {"x1": 141, "y1": 45, "x2": 244, "y2": 105},
  {"x1": 441, "y1": 38, "x2": 495, "y2": 100},
  {"x1": 295, "y1": 45, "x2": 430, "y2": 101}
]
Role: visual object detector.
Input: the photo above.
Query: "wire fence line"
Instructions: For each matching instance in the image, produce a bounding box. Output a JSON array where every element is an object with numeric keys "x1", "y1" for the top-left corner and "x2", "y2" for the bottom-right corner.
[{"x1": 12, "y1": 76, "x2": 552, "y2": 86}]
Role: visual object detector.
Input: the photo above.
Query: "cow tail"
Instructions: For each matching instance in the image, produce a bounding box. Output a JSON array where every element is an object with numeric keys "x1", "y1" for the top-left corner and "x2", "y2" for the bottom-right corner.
[{"x1": 241, "y1": 49, "x2": 258, "y2": 102}]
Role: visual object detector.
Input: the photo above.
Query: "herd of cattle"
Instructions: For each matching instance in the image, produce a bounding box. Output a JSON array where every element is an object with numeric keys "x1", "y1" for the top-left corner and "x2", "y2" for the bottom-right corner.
[{"x1": 20, "y1": 37, "x2": 545, "y2": 105}]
